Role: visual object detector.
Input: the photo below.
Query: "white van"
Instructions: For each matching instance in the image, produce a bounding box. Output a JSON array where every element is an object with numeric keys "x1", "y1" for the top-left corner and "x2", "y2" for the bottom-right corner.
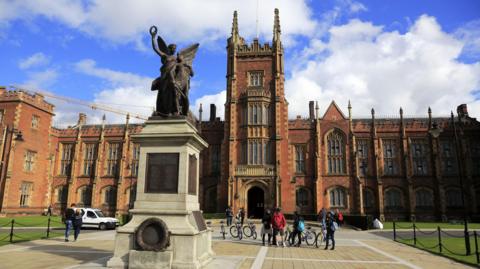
[{"x1": 77, "y1": 208, "x2": 120, "y2": 230}]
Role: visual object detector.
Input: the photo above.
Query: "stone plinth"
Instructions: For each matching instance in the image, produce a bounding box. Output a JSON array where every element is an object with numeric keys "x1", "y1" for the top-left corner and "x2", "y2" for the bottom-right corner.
[{"x1": 107, "y1": 118, "x2": 213, "y2": 269}]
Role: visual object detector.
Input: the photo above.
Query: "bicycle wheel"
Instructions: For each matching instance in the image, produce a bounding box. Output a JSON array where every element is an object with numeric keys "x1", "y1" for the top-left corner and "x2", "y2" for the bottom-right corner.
[
  {"x1": 315, "y1": 232, "x2": 324, "y2": 248},
  {"x1": 230, "y1": 225, "x2": 238, "y2": 238},
  {"x1": 305, "y1": 231, "x2": 316, "y2": 246},
  {"x1": 243, "y1": 226, "x2": 252, "y2": 237}
]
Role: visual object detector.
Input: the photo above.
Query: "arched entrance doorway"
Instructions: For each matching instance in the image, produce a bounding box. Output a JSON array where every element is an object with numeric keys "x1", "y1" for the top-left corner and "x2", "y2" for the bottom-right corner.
[{"x1": 247, "y1": 186, "x2": 264, "y2": 219}]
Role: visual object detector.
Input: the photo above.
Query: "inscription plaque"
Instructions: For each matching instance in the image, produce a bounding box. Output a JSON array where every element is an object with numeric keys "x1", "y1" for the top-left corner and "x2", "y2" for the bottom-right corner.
[
  {"x1": 188, "y1": 154, "x2": 197, "y2": 195},
  {"x1": 145, "y1": 153, "x2": 179, "y2": 193}
]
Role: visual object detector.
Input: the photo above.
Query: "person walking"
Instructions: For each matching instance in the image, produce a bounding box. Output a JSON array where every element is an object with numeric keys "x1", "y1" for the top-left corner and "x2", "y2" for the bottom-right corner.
[
  {"x1": 238, "y1": 208, "x2": 245, "y2": 226},
  {"x1": 64, "y1": 203, "x2": 76, "y2": 242},
  {"x1": 225, "y1": 206, "x2": 233, "y2": 226},
  {"x1": 73, "y1": 208, "x2": 83, "y2": 242},
  {"x1": 261, "y1": 209, "x2": 272, "y2": 246},
  {"x1": 271, "y1": 207, "x2": 286, "y2": 247},
  {"x1": 336, "y1": 209, "x2": 344, "y2": 227},
  {"x1": 324, "y1": 212, "x2": 336, "y2": 250},
  {"x1": 291, "y1": 212, "x2": 304, "y2": 247}
]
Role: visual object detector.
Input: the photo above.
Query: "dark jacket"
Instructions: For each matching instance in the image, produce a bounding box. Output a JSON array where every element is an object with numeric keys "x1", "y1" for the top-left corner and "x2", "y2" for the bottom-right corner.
[
  {"x1": 73, "y1": 212, "x2": 83, "y2": 227},
  {"x1": 326, "y1": 218, "x2": 335, "y2": 233},
  {"x1": 65, "y1": 208, "x2": 75, "y2": 221},
  {"x1": 293, "y1": 214, "x2": 300, "y2": 230},
  {"x1": 262, "y1": 213, "x2": 272, "y2": 229}
]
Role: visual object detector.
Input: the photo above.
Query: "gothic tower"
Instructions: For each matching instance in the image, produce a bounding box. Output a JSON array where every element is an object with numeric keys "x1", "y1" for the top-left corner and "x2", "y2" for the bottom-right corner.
[{"x1": 221, "y1": 9, "x2": 291, "y2": 217}]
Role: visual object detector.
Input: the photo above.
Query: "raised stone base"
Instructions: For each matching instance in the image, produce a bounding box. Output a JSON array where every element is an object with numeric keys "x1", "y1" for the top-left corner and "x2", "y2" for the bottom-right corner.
[{"x1": 129, "y1": 250, "x2": 173, "y2": 269}]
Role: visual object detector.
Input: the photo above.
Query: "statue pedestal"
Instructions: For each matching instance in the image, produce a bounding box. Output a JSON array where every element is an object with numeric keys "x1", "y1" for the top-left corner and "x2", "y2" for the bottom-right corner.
[{"x1": 107, "y1": 118, "x2": 213, "y2": 269}]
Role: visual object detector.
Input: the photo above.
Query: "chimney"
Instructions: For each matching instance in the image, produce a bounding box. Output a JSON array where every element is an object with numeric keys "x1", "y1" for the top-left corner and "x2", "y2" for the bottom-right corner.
[
  {"x1": 78, "y1": 113, "x2": 87, "y2": 126},
  {"x1": 457, "y1": 104, "x2": 468, "y2": 118},
  {"x1": 210, "y1": 104, "x2": 216, "y2": 122},
  {"x1": 309, "y1": 101, "x2": 314, "y2": 120},
  {"x1": 0, "y1": 86, "x2": 6, "y2": 95}
]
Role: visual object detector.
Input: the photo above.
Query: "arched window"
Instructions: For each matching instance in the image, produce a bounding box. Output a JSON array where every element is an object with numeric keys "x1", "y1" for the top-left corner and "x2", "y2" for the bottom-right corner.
[
  {"x1": 363, "y1": 188, "x2": 375, "y2": 209},
  {"x1": 77, "y1": 186, "x2": 92, "y2": 207},
  {"x1": 415, "y1": 189, "x2": 433, "y2": 208},
  {"x1": 329, "y1": 187, "x2": 346, "y2": 207},
  {"x1": 384, "y1": 188, "x2": 402, "y2": 209},
  {"x1": 296, "y1": 188, "x2": 309, "y2": 207},
  {"x1": 125, "y1": 185, "x2": 137, "y2": 209},
  {"x1": 445, "y1": 188, "x2": 462, "y2": 208},
  {"x1": 55, "y1": 185, "x2": 67, "y2": 204},
  {"x1": 327, "y1": 131, "x2": 345, "y2": 174},
  {"x1": 102, "y1": 186, "x2": 116, "y2": 206}
]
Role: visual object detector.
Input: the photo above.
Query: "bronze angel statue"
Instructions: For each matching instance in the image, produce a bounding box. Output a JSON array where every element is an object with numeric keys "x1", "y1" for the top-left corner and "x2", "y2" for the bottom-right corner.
[{"x1": 150, "y1": 26, "x2": 199, "y2": 116}]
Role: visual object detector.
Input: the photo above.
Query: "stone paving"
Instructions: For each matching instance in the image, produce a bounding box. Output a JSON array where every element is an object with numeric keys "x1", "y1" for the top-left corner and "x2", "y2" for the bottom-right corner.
[{"x1": 0, "y1": 226, "x2": 475, "y2": 269}]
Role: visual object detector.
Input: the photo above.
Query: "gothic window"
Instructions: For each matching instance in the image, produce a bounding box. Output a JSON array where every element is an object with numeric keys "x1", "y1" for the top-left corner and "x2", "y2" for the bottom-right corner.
[
  {"x1": 83, "y1": 143, "x2": 97, "y2": 176},
  {"x1": 77, "y1": 186, "x2": 92, "y2": 207},
  {"x1": 211, "y1": 144, "x2": 220, "y2": 174},
  {"x1": 19, "y1": 182, "x2": 33, "y2": 207},
  {"x1": 440, "y1": 140, "x2": 457, "y2": 174},
  {"x1": 295, "y1": 145, "x2": 306, "y2": 173},
  {"x1": 383, "y1": 139, "x2": 398, "y2": 176},
  {"x1": 445, "y1": 188, "x2": 462, "y2": 208},
  {"x1": 415, "y1": 189, "x2": 433, "y2": 208},
  {"x1": 249, "y1": 71, "x2": 263, "y2": 87},
  {"x1": 56, "y1": 185, "x2": 67, "y2": 204},
  {"x1": 471, "y1": 140, "x2": 480, "y2": 176},
  {"x1": 125, "y1": 185, "x2": 137, "y2": 209},
  {"x1": 248, "y1": 104, "x2": 263, "y2": 125},
  {"x1": 296, "y1": 188, "x2": 309, "y2": 207},
  {"x1": 357, "y1": 139, "x2": 369, "y2": 176},
  {"x1": 102, "y1": 186, "x2": 116, "y2": 206},
  {"x1": 106, "y1": 143, "x2": 120, "y2": 177},
  {"x1": 384, "y1": 188, "x2": 402, "y2": 209},
  {"x1": 327, "y1": 131, "x2": 345, "y2": 174},
  {"x1": 411, "y1": 139, "x2": 429, "y2": 175},
  {"x1": 60, "y1": 144, "x2": 73, "y2": 176},
  {"x1": 329, "y1": 187, "x2": 346, "y2": 207},
  {"x1": 24, "y1": 150, "x2": 36, "y2": 172},
  {"x1": 31, "y1": 115, "x2": 40, "y2": 129},
  {"x1": 363, "y1": 188, "x2": 375, "y2": 209},
  {"x1": 131, "y1": 144, "x2": 140, "y2": 177}
]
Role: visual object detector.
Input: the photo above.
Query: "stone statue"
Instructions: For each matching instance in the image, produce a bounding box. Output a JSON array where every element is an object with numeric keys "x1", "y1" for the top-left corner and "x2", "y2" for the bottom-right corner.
[{"x1": 150, "y1": 26, "x2": 199, "y2": 117}]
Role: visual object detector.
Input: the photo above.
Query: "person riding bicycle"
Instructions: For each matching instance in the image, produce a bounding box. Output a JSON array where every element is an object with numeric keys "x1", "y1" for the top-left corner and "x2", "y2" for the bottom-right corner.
[
  {"x1": 261, "y1": 209, "x2": 272, "y2": 246},
  {"x1": 291, "y1": 212, "x2": 304, "y2": 247},
  {"x1": 271, "y1": 207, "x2": 286, "y2": 247}
]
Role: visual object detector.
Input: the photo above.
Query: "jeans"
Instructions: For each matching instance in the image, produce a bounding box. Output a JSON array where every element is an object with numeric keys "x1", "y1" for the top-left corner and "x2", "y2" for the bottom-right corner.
[
  {"x1": 74, "y1": 224, "x2": 81, "y2": 240},
  {"x1": 226, "y1": 216, "x2": 232, "y2": 226},
  {"x1": 325, "y1": 231, "x2": 335, "y2": 249},
  {"x1": 290, "y1": 230, "x2": 302, "y2": 246},
  {"x1": 64, "y1": 220, "x2": 72, "y2": 239}
]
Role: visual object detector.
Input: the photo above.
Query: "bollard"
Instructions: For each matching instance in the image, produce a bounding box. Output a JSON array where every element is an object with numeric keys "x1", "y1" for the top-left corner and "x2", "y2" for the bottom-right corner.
[
  {"x1": 9, "y1": 219, "x2": 14, "y2": 243},
  {"x1": 437, "y1": 226, "x2": 442, "y2": 253},
  {"x1": 393, "y1": 221, "x2": 396, "y2": 241},
  {"x1": 47, "y1": 217, "x2": 51, "y2": 238},
  {"x1": 474, "y1": 231, "x2": 479, "y2": 264},
  {"x1": 413, "y1": 223, "x2": 417, "y2": 246}
]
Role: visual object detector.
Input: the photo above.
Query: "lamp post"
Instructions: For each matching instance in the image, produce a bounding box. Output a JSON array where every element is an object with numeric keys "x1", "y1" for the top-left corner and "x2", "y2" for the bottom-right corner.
[{"x1": 450, "y1": 111, "x2": 471, "y2": 255}]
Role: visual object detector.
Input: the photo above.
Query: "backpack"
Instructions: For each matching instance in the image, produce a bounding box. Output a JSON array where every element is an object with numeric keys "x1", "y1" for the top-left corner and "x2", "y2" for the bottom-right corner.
[
  {"x1": 332, "y1": 221, "x2": 339, "y2": 231},
  {"x1": 298, "y1": 220, "x2": 305, "y2": 232}
]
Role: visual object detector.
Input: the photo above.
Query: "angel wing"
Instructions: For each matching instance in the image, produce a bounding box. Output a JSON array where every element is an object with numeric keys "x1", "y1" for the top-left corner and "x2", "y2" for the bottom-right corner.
[
  {"x1": 156, "y1": 35, "x2": 169, "y2": 55},
  {"x1": 178, "y1": 43, "x2": 199, "y2": 67}
]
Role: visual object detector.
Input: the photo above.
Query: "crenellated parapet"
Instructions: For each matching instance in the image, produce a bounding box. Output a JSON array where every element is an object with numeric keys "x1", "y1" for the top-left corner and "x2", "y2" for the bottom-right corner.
[{"x1": 0, "y1": 88, "x2": 54, "y2": 114}]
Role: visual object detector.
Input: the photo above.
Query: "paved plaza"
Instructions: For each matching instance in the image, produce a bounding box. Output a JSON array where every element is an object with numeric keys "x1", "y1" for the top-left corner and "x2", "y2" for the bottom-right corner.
[{"x1": 0, "y1": 226, "x2": 474, "y2": 269}]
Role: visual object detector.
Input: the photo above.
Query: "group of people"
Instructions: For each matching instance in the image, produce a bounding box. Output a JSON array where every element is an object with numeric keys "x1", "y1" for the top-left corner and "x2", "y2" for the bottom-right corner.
[
  {"x1": 64, "y1": 203, "x2": 83, "y2": 242},
  {"x1": 225, "y1": 206, "x2": 343, "y2": 250}
]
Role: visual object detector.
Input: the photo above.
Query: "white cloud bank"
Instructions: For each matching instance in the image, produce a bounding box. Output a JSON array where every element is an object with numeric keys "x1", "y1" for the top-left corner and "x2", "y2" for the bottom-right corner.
[{"x1": 18, "y1": 52, "x2": 50, "y2": 69}]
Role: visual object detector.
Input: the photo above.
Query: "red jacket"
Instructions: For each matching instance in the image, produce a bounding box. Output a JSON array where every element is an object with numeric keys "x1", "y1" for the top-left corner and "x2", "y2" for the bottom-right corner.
[{"x1": 271, "y1": 212, "x2": 286, "y2": 229}]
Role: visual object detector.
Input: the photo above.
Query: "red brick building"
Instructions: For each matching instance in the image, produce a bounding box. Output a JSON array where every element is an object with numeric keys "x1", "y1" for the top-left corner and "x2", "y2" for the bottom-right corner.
[{"x1": 0, "y1": 10, "x2": 479, "y2": 221}]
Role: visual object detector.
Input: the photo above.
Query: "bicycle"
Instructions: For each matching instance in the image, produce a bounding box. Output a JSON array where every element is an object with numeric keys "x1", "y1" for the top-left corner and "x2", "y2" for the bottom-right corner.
[
  {"x1": 287, "y1": 226, "x2": 316, "y2": 246},
  {"x1": 315, "y1": 225, "x2": 326, "y2": 248},
  {"x1": 229, "y1": 220, "x2": 243, "y2": 240},
  {"x1": 242, "y1": 221, "x2": 257, "y2": 240},
  {"x1": 219, "y1": 220, "x2": 227, "y2": 239}
]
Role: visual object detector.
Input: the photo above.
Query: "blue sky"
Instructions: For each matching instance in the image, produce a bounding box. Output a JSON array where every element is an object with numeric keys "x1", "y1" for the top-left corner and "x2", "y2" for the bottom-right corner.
[{"x1": 0, "y1": 0, "x2": 479, "y2": 125}]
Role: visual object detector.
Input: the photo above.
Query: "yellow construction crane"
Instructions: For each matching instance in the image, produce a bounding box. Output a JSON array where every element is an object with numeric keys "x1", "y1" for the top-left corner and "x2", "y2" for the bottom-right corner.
[{"x1": 10, "y1": 85, "x2": 150, "y2": 121}]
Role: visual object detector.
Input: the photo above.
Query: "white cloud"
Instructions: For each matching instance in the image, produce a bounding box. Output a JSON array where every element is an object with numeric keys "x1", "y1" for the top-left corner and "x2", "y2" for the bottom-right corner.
[
  {"x1": 193, "y1": 90, "x2": 226, "y2": 120},
  {"x1": 455, "y1": 19, "x2": 480, "y2": 59},
  {"x1": 286, "y1": 15, "x2": 480, "y2": 119},
  {"x1": 18, "y1": 52, "x2": 50, "y2": 69},
  {"x1": 22, "y1": 68, "x2": 59, "y2": 89}
]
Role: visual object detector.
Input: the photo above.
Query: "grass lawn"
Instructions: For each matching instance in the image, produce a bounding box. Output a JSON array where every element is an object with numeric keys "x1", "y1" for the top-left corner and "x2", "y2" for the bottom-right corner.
[
  {"x1": 397, "y1": 236, "x2": 479, "y2": 266},
  {"x1": 383, "y1": 221, "x2": 480, "y2": 230},
  {"x1": 0, "y1": 229, "x2": 65, "y2": 247},
  {"x1": 0, "y1": 216, "x2": 64, "y2": 228}
]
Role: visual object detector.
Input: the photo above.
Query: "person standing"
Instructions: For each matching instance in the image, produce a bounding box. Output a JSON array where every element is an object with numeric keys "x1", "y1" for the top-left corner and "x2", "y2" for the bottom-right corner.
[
  {"x1": 64, "y1": 203, "x2": 76, "y2": 242},
  {"x1": 324, "y1": 212, "x2": 336, "y2": 250},
  {"x1": 261, "y1": 209, "x2": 272, "y2": 246},
  {"x1": 271, "y1": 207, "x2": 286, "y2": 247},
  {"x1": 47, "y1": 205, "x2": 52, "y2": 216},
  {"x1": 291, "y1": 212, "x2": 304, "y2": 247},
  {"x1": 336, "y1": 209, "x2": 344, "y2": 227},
  {"x1": 73, "y1": 209, "x2": 83, "y2": 242},
  {"x1": 225, "y1": 206, "x2": 233, "y2": 226},
  {"x1": 238, "y1": 208, "x2": 245, "y2": 226}
]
